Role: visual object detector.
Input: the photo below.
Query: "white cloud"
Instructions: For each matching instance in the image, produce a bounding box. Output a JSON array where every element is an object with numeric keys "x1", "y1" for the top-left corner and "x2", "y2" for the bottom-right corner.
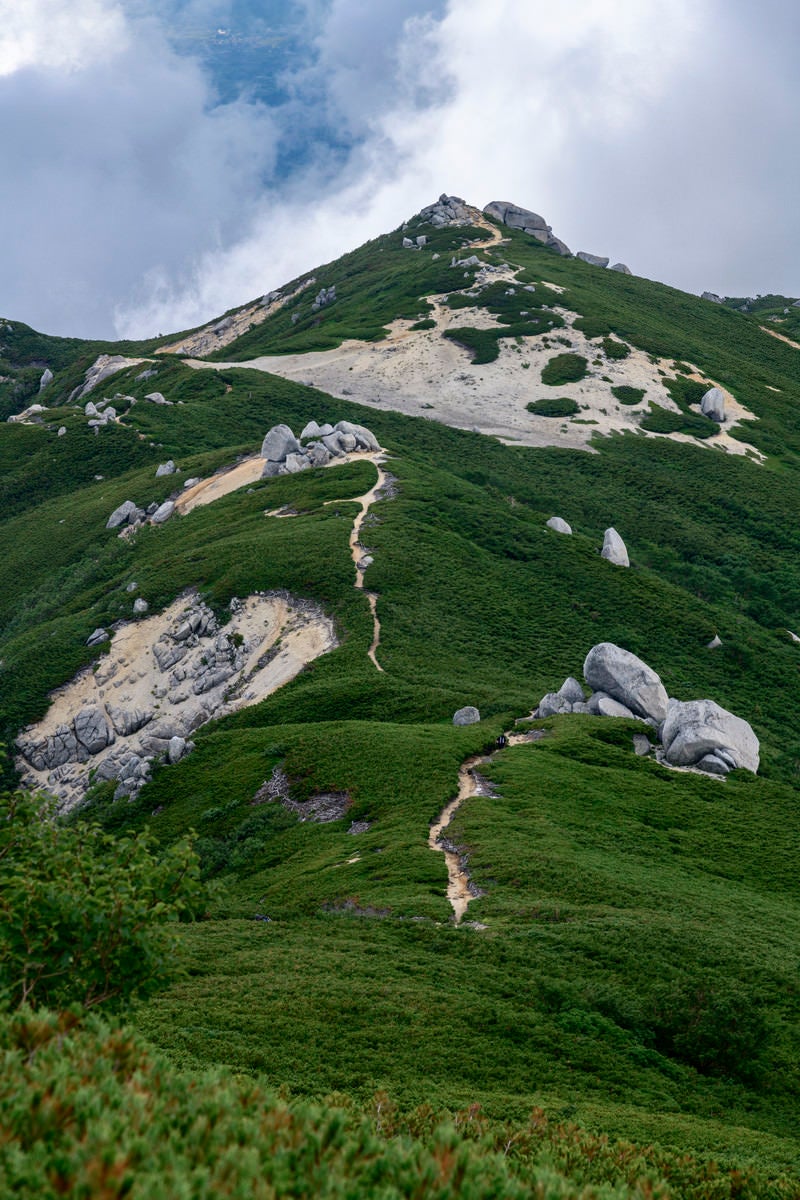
[{"x1": 3, "y1": 0, "x2": 800, "y2": 339}]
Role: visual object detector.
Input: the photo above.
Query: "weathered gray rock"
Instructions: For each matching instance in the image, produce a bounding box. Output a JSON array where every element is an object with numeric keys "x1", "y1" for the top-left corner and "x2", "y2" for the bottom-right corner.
[
  {"x1": 700, "y1": 386, "x2": 725, "y2": 422},
  {"x1": 538, "y1": 692, "x2": 573, "y2": 717},
  {"x1": 416, "y1": 235, "x2": 427, "y2": 247},
  {"x1": 107, "y1": 705, "x2": 153, "y2": 737},
  {"x1": 39, "y1": 368, "x2": 53, "y2": 392},
  {"x1": 319, "y1": 423, "x2": 335, "y2": 437},
  {"x1": 571, "y1": 701, "x2": 592, "y2": 714},
  {"x1": 577, "y1": 252, "x2": 609, "y2": 267},
  {"x1": 402, "y1": 237, "x2": 415, "y2": 248},
  {"x1": 301, "y1": 420, "x2": 323, "y2": 440},
  {"x1": 584, "y1": 643, "x2": 669, "y2": 723},
  {"x1": 706, "y1": 634, "x2": 722, "y2": 649},
  {"x1": 661, "y1": 698, "x2": 759, "y2": 773},
  {"x1": 261, "y1": 461, "x2": 283, "y2": 478},
  {"x1": 702, "y1": 291, "x2": 723, "y2": 304},
  {"x1": 261, "y1": 423, "x2": 301, "y2": 462},
  {"x1": 335, "y1": 420, "x2": 380, "y2": 451},
  {"x1": 339, "y1": 433, "x2": 357, "y2": 452},
  {"x1": 484, "y1": 201, "x2": 549, "y2": 234},
  {"x1": 74, "y1": 707, "x2": 114, "y2": 755},
  {"x1": 151, "y1": 500, "x2": 175, "y2": 525},
  {"x1": 546, "y1": 516, "x2": 572, "y2": 534},
  {"x1": 632, "y1": 733, "x2": 651, "y2": 756},
  {"x1": 453, "y1": 705, "x2": 480, "y2": 726},
  {"x1": 609, "y1": 263, "x2": 632, "y2": 274},
  {"x1": 106, "y1": 500, "x2": 140, "y2": 530},
  {"x1": 419, "y1": 194, "x2": 474, "y2": 227},
  {"x1": 284, "y1": 452, "x2": 311, "y2": 473},
  {"x1": 588, "y1": 692, "x2": 636, "y2": 719},
  {"x1": 322, "y1": 432, "x2": 346, "y2": 457},
  {"x1": 183, "y1": 477, "x2": 200, "y2": 488},
  {"x1": 167, "y1": 735, "x2": 187, "y2": 764},
  {"x1": 57, "y1": 426, "x2": 66, "y2": 436},
  {"x1": 601, "y1": 528, "x2": 629, "y2": 567},
  {"x1": 311, "y1": 285, "x2": 336, "y2": 311},
  {"x1": 697, "y1": 753, "x2": 730, "y2": 775},
  {"x1": 144, "y1": 392, "x2": 172, "y2": 406},
  {"x1": 86, "y1": 627, "x2": 109, "y2": 647},
  {"x1": 558, "y1": 676, "x2": 585, "y2": 704},
  {"x1": 305, "y1": 443, "x2": 331, "y2": 467},
  {"x1": 133, "y1": 598, "x2": 149, "y2": 614},
  {"x1": 156, "y1": 460, "x2": 176, "y2": 477}
]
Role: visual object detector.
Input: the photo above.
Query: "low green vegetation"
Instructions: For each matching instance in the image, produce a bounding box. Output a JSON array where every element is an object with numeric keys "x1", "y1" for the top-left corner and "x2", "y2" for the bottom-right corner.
[
  {"x1": 541, "y1": 352, "x2": 588, "y2": 385},
  {"x1": 602, "y1": 337, "x2": 631, "y2": 359},
  {"x1": 526, "y1": 397, "x2": 580, "y2": 417},
  {"x1": 639, "y1": 403, "x2": 718, "y2": 439},
  {"x1": 612, "y1": 385, "x2": 646, "y2": 405}
]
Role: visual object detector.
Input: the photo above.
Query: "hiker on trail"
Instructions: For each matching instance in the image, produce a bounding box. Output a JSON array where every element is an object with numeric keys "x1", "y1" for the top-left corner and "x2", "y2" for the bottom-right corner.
[{"x1": 497, "y1": 733, "x2": 508, "y2": 749}]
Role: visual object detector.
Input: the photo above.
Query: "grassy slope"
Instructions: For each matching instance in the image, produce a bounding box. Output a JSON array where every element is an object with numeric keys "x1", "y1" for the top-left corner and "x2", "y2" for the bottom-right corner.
[{"x1": 3, "y1": 217, "x2": 800, "y2": 1184}]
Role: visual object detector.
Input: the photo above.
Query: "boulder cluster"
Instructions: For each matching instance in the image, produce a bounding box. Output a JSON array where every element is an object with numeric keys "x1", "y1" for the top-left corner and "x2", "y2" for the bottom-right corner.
[
  {"x1": 418, "y1": 195, "x2": 475, "y2": 227},
  {"x1": 106, "y1": 497, "x2": 175, "y2": 531},
  {"x1": 534, "y1": 642, "x2": 759, "y2": 776},
  {"x1": 17, "y1": 593, "x2": 331, "y2": 812},
  {"x1": 260, "y1": 419, "x2": 380, "y2": 477}
]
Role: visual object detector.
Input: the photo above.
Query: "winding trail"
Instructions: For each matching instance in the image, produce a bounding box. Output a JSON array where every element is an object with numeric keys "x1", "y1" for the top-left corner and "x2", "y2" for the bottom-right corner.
[
  {"x1": 429, "y1": 730, "x2": 542, "y2": 924},
  {"x1": 325, "y1": 453, "x2": 389, "y2": 673}
]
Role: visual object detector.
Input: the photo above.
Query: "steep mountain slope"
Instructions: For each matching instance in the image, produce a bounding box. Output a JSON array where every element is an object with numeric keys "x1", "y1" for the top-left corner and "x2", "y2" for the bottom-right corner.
[{"x1": 3, "y1": 198, "x2": 800, "y2": 1190}]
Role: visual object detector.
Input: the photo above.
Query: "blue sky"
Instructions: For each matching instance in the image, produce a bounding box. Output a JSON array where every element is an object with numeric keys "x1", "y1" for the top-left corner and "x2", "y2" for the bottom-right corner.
[{"x1": 1, "y1": 0, "x2": 799, "y2": 338}]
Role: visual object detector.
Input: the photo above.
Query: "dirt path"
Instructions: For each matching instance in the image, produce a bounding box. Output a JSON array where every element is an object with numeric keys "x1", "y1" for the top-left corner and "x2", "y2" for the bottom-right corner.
[
  {"x1": 429, "y1": 728, "x2": 544, "y2": 924},
  {"x1": 324, "y1": 453, "x2": 389, "y2": 672},
  {"x1": 428, "y1": 755, "x2": 492, "y2": 924},
  {"x1": 761, "y1": 325, "x2": 800, "y2": 351}
]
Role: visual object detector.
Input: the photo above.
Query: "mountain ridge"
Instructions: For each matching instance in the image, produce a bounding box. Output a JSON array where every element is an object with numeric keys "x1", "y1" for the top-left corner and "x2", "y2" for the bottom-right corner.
[{"x1": 2, "y1": 194, "x2": 800, "y2": 1193}]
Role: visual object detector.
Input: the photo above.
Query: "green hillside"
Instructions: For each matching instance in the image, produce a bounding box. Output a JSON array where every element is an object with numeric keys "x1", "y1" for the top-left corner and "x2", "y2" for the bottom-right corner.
[{"x1": 2, "y1": 205, "x2": 800, "y2": 1195}]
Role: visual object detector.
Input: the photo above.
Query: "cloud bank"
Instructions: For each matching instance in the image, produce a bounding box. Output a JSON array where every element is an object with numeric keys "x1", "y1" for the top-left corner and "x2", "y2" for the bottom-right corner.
[{"x1": 1, "y1": 0, "x2": 799, "y2": 339}]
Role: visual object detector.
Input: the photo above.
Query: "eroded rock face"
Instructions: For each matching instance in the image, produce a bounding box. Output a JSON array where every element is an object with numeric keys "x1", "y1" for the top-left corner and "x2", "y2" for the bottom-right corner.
[
  {"x1": 16, "y1": 592, "x2": 338, "y2": 813},
  {"x1": 661, "y1": 699, "x2": 759, "y2": 772},
  {"x1": 419, "y1": 194, "x2": 474, "y2": 227},
  {"x1": 576, "y1": 252, "x2": 609, "y2": 268},
  {"x1": 583, "y1": 643, "x2": 669, "y2": 723}
]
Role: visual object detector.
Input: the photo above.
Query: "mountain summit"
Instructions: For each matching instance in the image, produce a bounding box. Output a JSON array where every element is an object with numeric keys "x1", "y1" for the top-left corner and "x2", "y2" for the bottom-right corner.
[{"x1": 2, "y1": 195, "x2": 800, "y2": 1192}]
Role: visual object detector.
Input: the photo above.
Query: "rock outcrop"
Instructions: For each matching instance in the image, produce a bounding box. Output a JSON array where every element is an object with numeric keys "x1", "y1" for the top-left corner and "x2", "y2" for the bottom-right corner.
[
  {"x1": 71, "y1": 354, "x2": 149, "y2": 401},
  {"x1": 601, "y1": 528, "x2": 629, "y2": 567},
  {"x1": 259, "y1": 419, "x2": 380, "y2": 477},
  {"x1": 483, "y1": 200, "x2": 572, "y2": 256},
  {"x1": 419, "y1": 195, "x2": 474, "y2": 227},
  {"x1": 702, "y1": 291, "x2": 723, "y2": 304},
  {"x1": 577, "y1": 252, "x2": 610, "y2": 268},
  {"x1": 39, "y1": 368, "x2": 53, "y2": 391},
  {"x1": 609, "y1": 263, "x2": 632, "y2": 274},
  {"x1": 16, "y1": 592, "x2": 338, "y2": 812},
  {"x1": 533, "y1": 643, "x2": 758, "y2": 776}
]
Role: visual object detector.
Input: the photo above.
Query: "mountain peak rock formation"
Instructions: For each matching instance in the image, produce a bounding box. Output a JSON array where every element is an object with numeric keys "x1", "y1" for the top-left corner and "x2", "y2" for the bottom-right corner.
[{"x1": 3, "y1": 190, "x2": 800, "y2": 1193}]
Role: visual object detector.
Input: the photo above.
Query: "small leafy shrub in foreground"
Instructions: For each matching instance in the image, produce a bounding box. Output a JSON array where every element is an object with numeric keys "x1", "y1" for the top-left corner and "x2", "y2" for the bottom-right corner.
[
  {"x1": 0, "y1": 1008, "x2": 790, "y2": 1200},
  {"x1": 527, "y1": 397, "x2": 580, "y2": 418},
  {"x1": 541, "y1": 353, "x2": 588, "y2": 386},
  {"x1": 612, "y1": 385, "x2": 646, "y2": 405},
  {"x1": 0, "y1": 790, "x2": 207, "y2": 1012}
]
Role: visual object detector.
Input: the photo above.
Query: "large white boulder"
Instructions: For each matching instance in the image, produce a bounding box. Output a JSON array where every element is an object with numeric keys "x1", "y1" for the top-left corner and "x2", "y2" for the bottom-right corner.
[
  {"x1": 661, "y1": 699, "x2": 759, "y2": 773},
  {"x1": 583, "y1": 643, "x2": 669, "y2": 723},
  {"x1": 700, "y1": 386, "x2": 725, "y2": 422},
  {"x1": 260, "y1": 424, "x2": 300, "y2": 462},
  {"x1": 546, "y1": 516, "x2": 572, "y2": 534},
  {"x1": 601, "y1": 528, "x2": 629, "y2": 567}
]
